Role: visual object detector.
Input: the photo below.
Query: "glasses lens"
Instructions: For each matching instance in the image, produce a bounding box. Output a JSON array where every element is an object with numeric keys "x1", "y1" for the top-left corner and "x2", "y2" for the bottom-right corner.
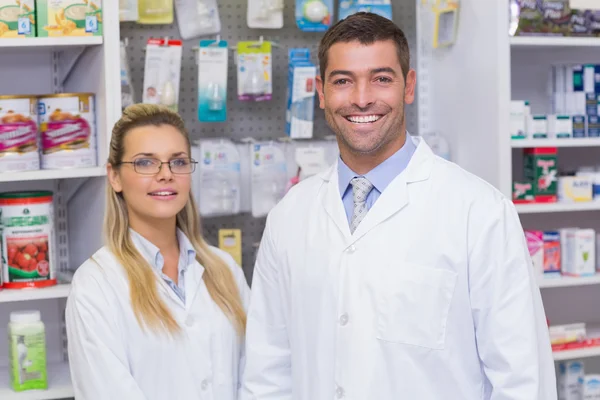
[
  {"x1": 133, "y1": 158, "x2": 160, "y2": 174},
  {"x1": 170, "y1": 158, "x2": 195, "y2": 174}
]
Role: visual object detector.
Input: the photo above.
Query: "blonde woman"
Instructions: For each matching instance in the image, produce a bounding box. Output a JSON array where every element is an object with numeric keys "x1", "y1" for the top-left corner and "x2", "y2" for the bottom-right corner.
[{"x1": 65, "y1": 104, "x2": 249, "y2": 400}]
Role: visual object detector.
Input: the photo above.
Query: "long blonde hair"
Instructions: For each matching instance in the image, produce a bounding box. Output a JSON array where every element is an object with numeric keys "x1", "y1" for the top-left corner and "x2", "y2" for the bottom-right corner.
[{"x1": 104, "y1": 104, "x2": 246, "y2": 336}]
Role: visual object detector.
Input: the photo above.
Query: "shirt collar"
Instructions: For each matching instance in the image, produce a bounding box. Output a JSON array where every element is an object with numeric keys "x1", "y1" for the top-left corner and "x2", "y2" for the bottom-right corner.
[
  {"x1": 129, "y1": 228, "x2": 197, "y2": 273},
  {"x1": 338, "y1": 133, "x2": 417, "y2": 197}
]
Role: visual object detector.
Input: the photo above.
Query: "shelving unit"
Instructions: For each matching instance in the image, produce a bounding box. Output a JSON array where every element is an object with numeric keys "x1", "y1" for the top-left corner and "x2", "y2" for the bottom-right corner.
[
  {"x1": 0, "y1": 362, "x2": 72, "y2": 400},
  {"x1": 511, "y1": 138, "x2": 600, "y2": 148},
  {"x1": 0, "y1": 3, "x2": 120, "y2": 399},
  {"x1": 515, "y1": 202, "x2": 600, "y2": 214},
  {"x1": 539, "y1": 275, "x2": 600, "y2": 289},
  {"x1": 0, "y1": 167, "x2": 106, "y2": 183},
  {"x1": 0, "y1": 37, "x2": 102, "y2": 49},
  {"x1": 510, "y1": 36, "x2": 600, "y2": 48},
  {"x1": 554, "y1": 347, "x2": 600, "y2": 362},
  {"x1": 0, "y1": 285, "x2": 71, "y2": 304}
]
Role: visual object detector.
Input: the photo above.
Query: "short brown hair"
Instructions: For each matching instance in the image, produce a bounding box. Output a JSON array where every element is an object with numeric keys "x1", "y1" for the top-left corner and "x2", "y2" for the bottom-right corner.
[{"x1": 318, "y1": 12, "x2": 410, "y2": 82}]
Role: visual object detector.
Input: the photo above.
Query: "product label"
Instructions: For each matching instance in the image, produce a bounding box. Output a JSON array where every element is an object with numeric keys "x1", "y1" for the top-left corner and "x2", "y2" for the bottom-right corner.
[
  {"x1": 39, "y1": 0, "x2": 102, "y2": 37},
  {"x1": 40, "y1": 120, "x2": 90, "y2": 154},
  {"x1": 9, "y1": 330, "x2": 47, "y2": 391},
  {"x1": 1, "y1": 201, "x2": 55, "y2": 287},
  {"x1": 0, "y1": 122, "x2": 37, "y2": 154}
]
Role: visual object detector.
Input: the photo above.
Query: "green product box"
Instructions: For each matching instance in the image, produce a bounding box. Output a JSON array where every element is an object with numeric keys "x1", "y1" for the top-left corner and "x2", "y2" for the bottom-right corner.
[
  {"x1": 524, "y1": 147, "x2": 558, "y2": 202},
  {"x1": 0, "y1": 0, "x2": 36, "y2": 38},
  {"x1": 37, "y1": 0, "x2": 102, "y2": 37}
]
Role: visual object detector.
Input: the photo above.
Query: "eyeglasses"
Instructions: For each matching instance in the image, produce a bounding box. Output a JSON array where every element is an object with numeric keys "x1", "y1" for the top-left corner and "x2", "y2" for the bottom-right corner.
[{"x1": 119, "y1": 158, "x2": 197, "y2": 175}]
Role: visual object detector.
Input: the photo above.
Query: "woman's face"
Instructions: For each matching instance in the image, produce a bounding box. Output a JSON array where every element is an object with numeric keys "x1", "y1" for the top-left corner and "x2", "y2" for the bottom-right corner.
[{"x1": 108, "y1": 124, "x2": 193, "y2": 226}]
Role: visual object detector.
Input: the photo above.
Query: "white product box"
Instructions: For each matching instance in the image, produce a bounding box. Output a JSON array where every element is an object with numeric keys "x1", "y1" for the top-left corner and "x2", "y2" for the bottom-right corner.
[
  {"x1": 563, "y1": 229, "x2": 596, "y2": 277},
  {"x1": 549, "y1": 323, "x2": 587, "y2": 345},
  {"x1": 559, "y1": 360, "x2": 584, "y2": 400},
  {"x1": 529, "y1": 115, "x2": 548, "y2": 139},
  {"x1": 510, "y1": 100, "x2": 527, "y2": 139},
  {"x1": 558, "y1": 176, "x2": 593, "y2": 203},
  {"x1": 584, "y1": 375, "x2": 600, "y2": 400},
  {"x1": 549, "y1": 114, "x2": 573, "y2": 139}
]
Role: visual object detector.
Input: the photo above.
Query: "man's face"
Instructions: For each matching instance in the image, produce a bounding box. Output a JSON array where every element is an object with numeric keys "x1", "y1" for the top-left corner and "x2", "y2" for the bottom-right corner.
[{"x1": 316, "y1": 40, "x2": 416, "y2": 157}]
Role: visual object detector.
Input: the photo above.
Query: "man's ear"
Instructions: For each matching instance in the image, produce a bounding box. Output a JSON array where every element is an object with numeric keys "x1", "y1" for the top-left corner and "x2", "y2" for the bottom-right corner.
[
  {"x1": 404, "y1": 69, "x2": 417, "y2": 105},
  {"x1": 316, "y1": 75, "x2": 325, "y2": 110}
]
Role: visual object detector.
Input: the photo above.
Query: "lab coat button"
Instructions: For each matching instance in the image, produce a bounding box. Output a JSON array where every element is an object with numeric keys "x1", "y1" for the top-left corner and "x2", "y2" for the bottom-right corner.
[
  {"x1": 186, "y1": 316, "x2": 195, "y2": 327},
  {"x1": 339, "y1": 313, "x2": 349, "y2": 326},
  {"x1": 346, "y1": 245, "x2": 356, "y2": 253},
  {"x1": 336, "y1": 386, "x2": 345, "y2": 398},
  {"x1": 201, "y1": 378, "x2": 209, "y2": 390}
]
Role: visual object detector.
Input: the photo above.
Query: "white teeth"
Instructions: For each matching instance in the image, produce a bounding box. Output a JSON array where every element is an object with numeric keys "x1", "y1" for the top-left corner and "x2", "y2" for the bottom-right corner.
[
  {"x1": 347, "y1": 115, "x2": 381, "y2": 123},
  {"x1": 151, "y1": 191, "x2": 175, "y2": 196}
]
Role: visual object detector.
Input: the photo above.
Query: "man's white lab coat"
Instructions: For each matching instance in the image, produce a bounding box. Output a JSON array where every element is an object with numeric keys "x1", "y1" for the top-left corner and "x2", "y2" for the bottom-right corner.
[
  {"x1": 66, "y1": 245, "x2": 249, "y2": 400},
  {"x1": 241, "y1": 137, "x2": 557, "y2": 400}
]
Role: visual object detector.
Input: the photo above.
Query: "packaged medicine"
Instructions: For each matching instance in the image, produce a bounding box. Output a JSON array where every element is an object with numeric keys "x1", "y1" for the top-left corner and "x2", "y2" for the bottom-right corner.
[{"x1": 8, "y1": 310, "x2": 48, "y2": 392}]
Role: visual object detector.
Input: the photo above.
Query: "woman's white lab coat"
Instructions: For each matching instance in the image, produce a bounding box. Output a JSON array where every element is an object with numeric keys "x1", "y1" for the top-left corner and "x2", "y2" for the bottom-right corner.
[
  {"x1": 241, "y1": 137, "x2": 557, "y2": 400},
  {"x1": 66, "y1": 245, "x2": 249, "y2": 400}
]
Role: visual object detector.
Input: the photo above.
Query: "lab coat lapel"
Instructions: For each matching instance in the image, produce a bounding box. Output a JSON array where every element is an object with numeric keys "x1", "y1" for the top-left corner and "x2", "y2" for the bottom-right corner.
[
  {"x1": 351, "y1": 137, "x2": 435, "y2": 241},
  {"x1": 184, "y1": 260, "x2": 205, "y2": 312},
  {"x1": 320, "y1": 163, "x2": 352, "y2": 238}
]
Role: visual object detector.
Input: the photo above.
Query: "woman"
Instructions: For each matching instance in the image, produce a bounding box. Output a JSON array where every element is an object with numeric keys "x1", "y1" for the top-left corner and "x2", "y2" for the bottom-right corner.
[{"x1": 66, "y1": 104, "x2": 249, "y2": 400}]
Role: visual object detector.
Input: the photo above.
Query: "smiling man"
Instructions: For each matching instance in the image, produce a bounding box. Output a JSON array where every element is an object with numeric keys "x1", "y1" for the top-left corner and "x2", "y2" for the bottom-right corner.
[{"x1": 241, "y1": 12, "x2": 557, "y2": 400}]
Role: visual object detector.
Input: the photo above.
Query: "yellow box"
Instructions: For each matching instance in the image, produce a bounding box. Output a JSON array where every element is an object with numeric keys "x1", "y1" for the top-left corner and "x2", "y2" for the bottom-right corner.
[
  {"x1": 0, "y1": 0, "x2": 36, "y2": 38},
  {"x1": 218, "y1": 229, "x2": 242, "y2": 266}
]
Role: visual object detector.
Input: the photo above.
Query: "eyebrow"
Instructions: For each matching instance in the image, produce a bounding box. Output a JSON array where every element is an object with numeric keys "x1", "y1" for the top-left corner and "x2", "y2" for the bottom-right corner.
[
  {"x1": 328, "y1": 67, "x2": 398, "y2": 79},
  {"x1": 132, "y1": 152, "x2": 188, "y2": 157}
]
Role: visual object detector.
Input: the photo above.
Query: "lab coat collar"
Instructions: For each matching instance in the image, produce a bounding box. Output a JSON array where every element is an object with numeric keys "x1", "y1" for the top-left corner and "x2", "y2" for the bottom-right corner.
[{"x1": 319, "y1": 136, "x2": 434, "y2": 242}]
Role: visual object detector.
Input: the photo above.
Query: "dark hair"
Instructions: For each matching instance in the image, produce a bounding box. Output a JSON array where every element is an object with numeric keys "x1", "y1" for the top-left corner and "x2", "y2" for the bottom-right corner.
[{"x1": 318, "y1": 12, "x2": 410, "y2": 82}]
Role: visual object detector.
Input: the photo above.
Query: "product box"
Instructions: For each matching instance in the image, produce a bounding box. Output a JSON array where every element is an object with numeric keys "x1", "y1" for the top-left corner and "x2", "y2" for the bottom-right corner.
[
  {"x1": 513, "y1": 181, "x2": 534, "y2": 203},
  {"x1": 573, "y1": 115, "x2": 587, "y2": 138},
  {"x1": 510, "y1": 100, "x2": 527, "y2": 139},
  {"x1": 589, "y1": 115, "x2": 600, "y2": 137},
  {"x1": 38, "y1": 0, "x2": 102, "y2": 37},
  {"x1": 550, "y1": 323, "x2": 587, "y2": 345},
  {"x1": 525, "y1": 230, "x2": 544, "y2": 276},
  {"x1": 511, "y1": 0, "x2": 572, "y2": 37},
  {"x1": 285, "y1": 48, "x2": 316, "y2": 139},
  {"x1": 530, "y1": 115, "x2": 548, "y2": 139},
  {"x1": 197, "y1": 40, "x2": 228, "y2": 123},
  {"x1": 548, "y1": 114, "x2": 572, "y2": 139},
  {"x1": 0, "y1": 0, "x2": 35, "y2": 38},
  {"x1": 523, "y1": 147, "x2": 558, "y2": 202},
  {"x1": 558, "y1": 360, "x2": 584, "y2": 400},
  {"x1": 583, "y1": 375, "x2": 600, "y2": 400},
  {"x1": 543, "y1": 231, "x2": 561, "y2": 277},
  {"x1": 563, "y1": 228, "x2": 596, "y2": 277},
  {"x1": 586, "y1": 93, "x2": 599, "y2": 116},
  {"x1": 558, "y1": 176, "x2": 593, "y2": 202}
]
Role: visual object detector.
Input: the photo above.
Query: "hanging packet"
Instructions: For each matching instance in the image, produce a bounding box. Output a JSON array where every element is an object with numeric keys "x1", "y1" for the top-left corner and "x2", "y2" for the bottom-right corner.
[
  {"x1": 198, "y1": 39, "x2": 228, "y2": 122},
  {"x1": 142, "y1": 38, "x2": 183, "y2": 111},
  {"x1": 250, "y1": 141, "x2": 288, "y2": 217},
  {"x1": 237, "y1": 41, "x2": 273, "y2": 102},
  {"x1": 175, "y1": 0, "x2": 221, "y2": 40}
]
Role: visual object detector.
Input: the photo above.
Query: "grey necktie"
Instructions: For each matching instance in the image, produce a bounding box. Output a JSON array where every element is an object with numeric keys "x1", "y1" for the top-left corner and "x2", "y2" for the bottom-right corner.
[{"x1": 349, "y1": 177, "x2": 374, "y2": 233}]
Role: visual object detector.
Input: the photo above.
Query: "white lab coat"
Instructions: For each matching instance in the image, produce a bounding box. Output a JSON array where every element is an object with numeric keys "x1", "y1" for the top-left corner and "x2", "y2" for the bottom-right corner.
[
  {"x1": 66, "y1": 245, "x2": 250, "y2": 400},
  {"x1": 241, "y1": 137, "x2": 557, "y2": 400}
]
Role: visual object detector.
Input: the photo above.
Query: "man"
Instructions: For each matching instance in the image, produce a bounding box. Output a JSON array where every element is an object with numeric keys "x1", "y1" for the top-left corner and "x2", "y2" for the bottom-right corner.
[{"x1": 241, "y1": 12, "x2": 556, "y2": 400}]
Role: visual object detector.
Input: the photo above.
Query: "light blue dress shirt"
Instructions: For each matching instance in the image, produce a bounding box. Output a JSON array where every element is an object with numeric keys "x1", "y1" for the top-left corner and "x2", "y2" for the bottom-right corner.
[
  {"x1": 338, "y1": 134, "x2": 417, "y2": 224},
  {"x1": 130, "y1": 228, "x2": 196, "y2": 304}
]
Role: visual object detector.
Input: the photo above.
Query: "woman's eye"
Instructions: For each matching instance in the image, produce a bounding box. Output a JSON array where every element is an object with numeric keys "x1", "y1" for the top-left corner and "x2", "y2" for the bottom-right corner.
[
  {"x1": 135, "y1": 158, "x2": 155, "y2": 167},
  {"x1": 171, "y1": 158, "x2": 188, "y2": 167}
]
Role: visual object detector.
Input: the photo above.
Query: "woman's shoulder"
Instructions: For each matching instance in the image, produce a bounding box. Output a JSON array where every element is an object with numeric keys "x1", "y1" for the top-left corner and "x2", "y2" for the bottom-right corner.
[
  {"x1": 208, "y1": 246, "x2": 249, "y2": 286},
  {"x1": 70, "y1": 247, "x2": 127, "y2": 298}
]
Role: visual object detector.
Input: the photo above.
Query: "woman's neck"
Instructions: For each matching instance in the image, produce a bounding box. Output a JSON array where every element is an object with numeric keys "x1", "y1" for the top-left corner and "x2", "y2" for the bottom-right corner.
[{"x1": 129, "y1": 216, "x2": 178, "y2": 251}]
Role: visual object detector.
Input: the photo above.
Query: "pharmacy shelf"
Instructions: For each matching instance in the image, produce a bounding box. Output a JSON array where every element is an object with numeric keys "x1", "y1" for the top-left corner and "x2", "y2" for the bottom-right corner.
[
  {"x1": 539, "y1": 276, "x2": 600, "y2": 289},
  {"x1": 0, "y1": 37, "x2": 102, "y2": 49},
  {"x1": 0, "y1": 284, "x2": 71, "y2": 303},
  {"x1": 510, "y1": 36, "x2": 600, "y2": 48},
  {"x1": 0, "y1": 361, "x2": 72, "y2": 400},
  {"x1": 515, "y1": 202, "x2": 600, "y2": 214},
  {"x1": 511, "y1": 138, "x2": 600, "y2": 148},
  {"x1": 553, "y1": 347, "x2": 600, "y2": 361},
  {"x1": 0, "y1": 167, "x2": 106, "y2": 183}
]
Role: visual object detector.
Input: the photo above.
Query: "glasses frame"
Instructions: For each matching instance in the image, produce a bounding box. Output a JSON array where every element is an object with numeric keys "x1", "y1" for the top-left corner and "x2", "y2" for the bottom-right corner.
[{"x1": 118, "y1": 157, "x2": 198, "y2": 175}]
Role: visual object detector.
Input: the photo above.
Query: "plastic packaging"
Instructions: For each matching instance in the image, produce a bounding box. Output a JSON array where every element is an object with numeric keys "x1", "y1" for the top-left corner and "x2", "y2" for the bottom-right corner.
[
  {"x1": 175, "y1": 0, "x2": 221, "y2": 39},
  {"x1": 138, "y1": 0, "x2": 173, "y2": 24},
  {"x1": 250, "y1": 141, "x2": 287, "y2": 217},
  {"x1": 8, "y1": 310, "x2": 48, "y2": 392}
]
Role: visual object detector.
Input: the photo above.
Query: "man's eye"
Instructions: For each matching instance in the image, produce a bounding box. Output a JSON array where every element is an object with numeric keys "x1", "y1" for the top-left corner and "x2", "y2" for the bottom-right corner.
[
  {"x1": 333, "y1": 79, "x2": 349, "y2": 85},
  {"x1": 376, "y1": 77, "x2": 392, "y2": 83}
]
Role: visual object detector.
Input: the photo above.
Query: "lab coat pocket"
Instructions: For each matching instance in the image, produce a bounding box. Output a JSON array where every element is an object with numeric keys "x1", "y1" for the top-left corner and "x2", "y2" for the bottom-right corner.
[{"x1": 375, "y1": 265, "x2": 457, "y2": 350}]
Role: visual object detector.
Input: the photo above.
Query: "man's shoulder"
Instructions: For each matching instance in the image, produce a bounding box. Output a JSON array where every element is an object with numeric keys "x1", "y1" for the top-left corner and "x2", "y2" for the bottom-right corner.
[{"x1": 269, "y1": 171, "x2": 327, "y2": 219}]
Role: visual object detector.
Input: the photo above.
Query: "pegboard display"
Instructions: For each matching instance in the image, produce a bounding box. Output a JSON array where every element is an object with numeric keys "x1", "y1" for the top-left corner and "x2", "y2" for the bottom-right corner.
[{"x1": 119, "y1": 1, "x2": 419, "y2": 283}]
